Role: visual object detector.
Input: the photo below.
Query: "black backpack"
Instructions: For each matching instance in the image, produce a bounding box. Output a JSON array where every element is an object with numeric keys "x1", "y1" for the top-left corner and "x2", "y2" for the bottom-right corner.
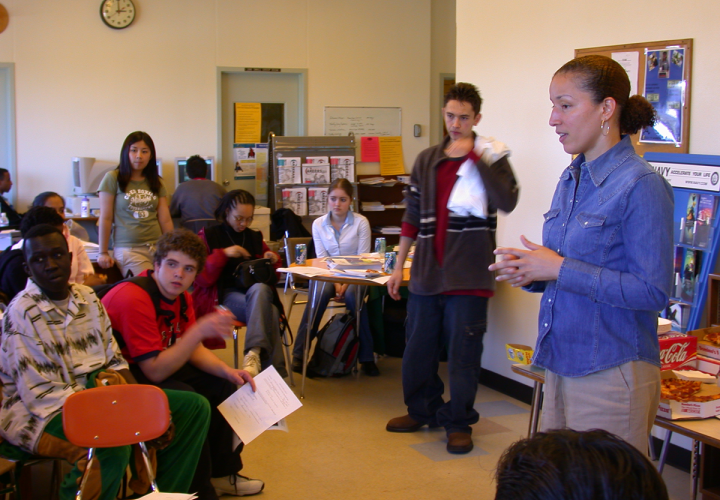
[{"x1": 307, "y1": 313, "x2": 358, "y2": 377}]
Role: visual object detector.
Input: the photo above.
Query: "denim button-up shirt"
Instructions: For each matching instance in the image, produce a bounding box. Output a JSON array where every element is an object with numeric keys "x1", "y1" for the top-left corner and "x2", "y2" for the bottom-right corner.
[{"x1": 528, "y1": 136, "x2": 674, "y2": 377}]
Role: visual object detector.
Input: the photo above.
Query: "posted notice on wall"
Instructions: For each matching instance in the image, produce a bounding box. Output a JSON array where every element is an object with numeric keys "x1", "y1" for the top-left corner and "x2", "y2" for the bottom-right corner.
[
  {"x1": 379, "y1": 136, "x2": 405, "y2": 175},
  {"x1": 234, "y1": 103, "x2": 262, "y2": 144},
  {"x1": 218, "y1": 366, "x2": 302, "y2": 445}
]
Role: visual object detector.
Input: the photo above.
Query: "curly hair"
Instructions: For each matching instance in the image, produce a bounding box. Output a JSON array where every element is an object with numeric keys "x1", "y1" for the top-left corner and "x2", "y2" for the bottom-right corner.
[
  {"x1": 494, "y1": 429, "x2": 668, "y2": 500},
  {"x1": 20, "y1": 206, "x2": 64, "y2": 237},
  {"x1": 153, "y1": 229, "x2": 207, "y2": 274},
  {"x1": 444, "y1": 82, "x2": 483, "y2": 115},
  {"x1": 555, "y1": 55, "x2": 656, "y2": 135}
]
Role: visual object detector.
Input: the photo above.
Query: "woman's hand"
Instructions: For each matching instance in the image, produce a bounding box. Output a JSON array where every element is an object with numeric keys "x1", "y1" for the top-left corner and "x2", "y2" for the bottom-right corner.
[
  {"x1": 334, "y1": 283, "x2": 348, "y2": 301},
  {"x1": 263, "y1": 250, "x2": 279, "y2": 264},
  {"x1": 224, "y1": 245, "x2": 251, "y2": 259},
  {"x1": 488, "y1": 235, "x2": 564, "y2": 287},
  {"x1": 97, "y1": 253, "x2": 115, "y2": 269}
]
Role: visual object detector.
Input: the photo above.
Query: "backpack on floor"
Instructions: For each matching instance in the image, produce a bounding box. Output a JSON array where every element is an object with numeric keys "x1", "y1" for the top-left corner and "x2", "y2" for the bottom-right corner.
[{"x1": 308, "y1": 312, "x2": 358, "y2": 377}]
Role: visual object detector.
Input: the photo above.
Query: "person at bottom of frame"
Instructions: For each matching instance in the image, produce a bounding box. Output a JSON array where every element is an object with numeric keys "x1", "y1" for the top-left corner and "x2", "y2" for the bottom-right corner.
[
  {"x1": 494, "y1": 429, "x2": 669, "y2": 500},
  {"x1": 101, "y1": 229, "x2": 264, "y2": 498},
  {"x1": 0, "y1": 224, "x2": 211, "y2": 500}
]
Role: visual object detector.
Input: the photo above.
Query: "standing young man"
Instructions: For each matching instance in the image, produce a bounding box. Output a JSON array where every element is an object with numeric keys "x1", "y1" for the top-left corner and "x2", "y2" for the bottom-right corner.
[
  {"x1": 101, "y1": 229, "x2": 264, "y2": 498},
  {"x1": 0, "y1": 224, "x2": 210, "y2": 500},
  {"x1": 386, "y1": 83, "x2": 519, "y2": 453}
]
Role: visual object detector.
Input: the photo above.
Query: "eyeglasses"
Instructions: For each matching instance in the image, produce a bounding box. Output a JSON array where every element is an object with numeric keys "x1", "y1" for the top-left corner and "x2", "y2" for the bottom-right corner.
[{"x1": 231, "y1": 216, "x2": 253, "y2": 224}]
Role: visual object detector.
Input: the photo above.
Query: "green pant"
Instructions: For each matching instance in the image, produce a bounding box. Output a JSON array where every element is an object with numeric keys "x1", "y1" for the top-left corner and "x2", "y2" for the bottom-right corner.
[{"x1": 40, "y1": 389, "x2": 210, "y2": 500}]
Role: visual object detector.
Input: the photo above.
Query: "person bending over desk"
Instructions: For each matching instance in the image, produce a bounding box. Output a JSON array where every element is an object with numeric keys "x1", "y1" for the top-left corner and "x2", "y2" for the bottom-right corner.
[{"x1": 292, "y1": 178, "x2": 379, "y2": 377}]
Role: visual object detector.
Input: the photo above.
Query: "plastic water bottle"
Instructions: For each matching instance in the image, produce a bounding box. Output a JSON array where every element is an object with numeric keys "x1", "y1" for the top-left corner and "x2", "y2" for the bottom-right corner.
[
  {"x1": 0, "y1": 213, "x2": 8, "y2": 227},
  {"x1": 80, "y1": 197, "x2": 90, "y2": 218}
]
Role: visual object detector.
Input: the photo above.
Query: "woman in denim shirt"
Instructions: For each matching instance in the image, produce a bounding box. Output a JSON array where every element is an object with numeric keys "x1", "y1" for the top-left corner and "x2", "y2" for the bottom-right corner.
[{"x1": 490, "y1": 55, "x2": 673, "y2": 452}]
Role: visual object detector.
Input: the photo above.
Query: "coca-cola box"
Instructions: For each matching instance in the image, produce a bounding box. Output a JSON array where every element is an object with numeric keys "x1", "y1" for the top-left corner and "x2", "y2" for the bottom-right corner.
[
  {"x1": 657, "y1": 371, "x2": 720, "y2": 420},
  {"x1": 686, "y1": 326, "x2": 720, "y2": 361},
  {"x1": 658, "y1": 334, "x2": 697, "y2": 371}
]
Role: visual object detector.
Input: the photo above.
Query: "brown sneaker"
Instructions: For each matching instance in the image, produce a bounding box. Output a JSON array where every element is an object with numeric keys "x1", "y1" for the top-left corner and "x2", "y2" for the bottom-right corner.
[
  {"x1": 447, "y1": 432, "x2": 473, "y2": 454},
  {"x1": 386, "y1": 414, "x2": 426, "y2": 433}
]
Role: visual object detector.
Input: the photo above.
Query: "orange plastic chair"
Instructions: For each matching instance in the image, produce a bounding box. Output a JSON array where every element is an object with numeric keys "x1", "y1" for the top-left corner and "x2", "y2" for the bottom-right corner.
[{"x1": 62, "y1": 385, "x2": 170, "y2": 500}]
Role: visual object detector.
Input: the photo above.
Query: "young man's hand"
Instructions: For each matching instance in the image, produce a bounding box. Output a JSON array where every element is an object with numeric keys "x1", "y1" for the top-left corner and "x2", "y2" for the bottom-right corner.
[
  {"x1": 224, "y1": 368, "x2": 257, "y2": 391},
  {"x1": 387, "y1": 268, "x2": 404, "y2": 300},
  {"x1": 195, "y1": 311, "x2": 238, "y2": 340},
  {"x1": 444, "y1": 136, "x2": 474, "y2": 158}
]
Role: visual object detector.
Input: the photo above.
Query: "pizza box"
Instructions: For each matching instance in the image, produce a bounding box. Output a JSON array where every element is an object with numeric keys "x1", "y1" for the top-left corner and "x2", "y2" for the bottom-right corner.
[
  {"x1": 686, "y1": 326, "x2": 720, "y2": 361},
  {"x1": 505, "y1": 344, "x2": 533, "y2": 365},
  {"x1": 657, "y1": 371, "x2": 720, "y2": 420},
  {"x1": 697, "y1": 355, "x2": 720, "y2": 377}
]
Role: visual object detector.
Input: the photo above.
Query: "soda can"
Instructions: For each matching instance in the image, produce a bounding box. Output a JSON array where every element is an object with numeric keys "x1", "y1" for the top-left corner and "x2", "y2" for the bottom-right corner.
[
  {"x1": 384, "y1": 251, "x2": 397, "y2": 274},
  {"x1": 374, "y1": 237, "x2": 386, "y2": 255},
  {"x1": 295, "y1": 243, "x2": 307, "y2": 265}
]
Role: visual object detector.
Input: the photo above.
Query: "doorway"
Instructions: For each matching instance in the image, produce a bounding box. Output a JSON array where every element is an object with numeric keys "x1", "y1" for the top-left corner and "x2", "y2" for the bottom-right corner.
[
  {"x1": 218, "y1": 69, "x2": 306, "y2": 200},
  {"x1": 0, "y1": 64, "x2": 16, "y2": 205}
]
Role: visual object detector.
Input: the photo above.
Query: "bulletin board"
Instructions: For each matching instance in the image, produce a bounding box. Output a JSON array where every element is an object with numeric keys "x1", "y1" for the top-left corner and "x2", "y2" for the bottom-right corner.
[{"x1": 575, "y1": 39, "x2": 693, "y2": 155}]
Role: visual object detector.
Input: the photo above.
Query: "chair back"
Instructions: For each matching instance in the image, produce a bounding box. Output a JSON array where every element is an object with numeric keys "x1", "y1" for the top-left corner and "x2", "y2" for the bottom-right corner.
[
  {"x1": 284, "y1": 236, "x2": 312, "y2": 266},
  {"x1": 284, "y1": 236, "x2": 312, "y2": 291},
  {"x1": 63, "y1": 385, "x2": 170, "y2": 449}
]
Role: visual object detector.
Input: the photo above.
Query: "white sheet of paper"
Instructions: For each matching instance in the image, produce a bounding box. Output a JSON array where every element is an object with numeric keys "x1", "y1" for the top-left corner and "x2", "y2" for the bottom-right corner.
[
  {"x1": 612, "y1": 51, "x2": 639, "y2": 96},
  {"x1": 218, "y1": 366, "x2": 302, "y2": 445},
  {"x1": 278, "y1": 267, "x2": 333, "y2": 278},
  {"x1": 138, "y1": 491, "x2": 197, "y2": 500}
]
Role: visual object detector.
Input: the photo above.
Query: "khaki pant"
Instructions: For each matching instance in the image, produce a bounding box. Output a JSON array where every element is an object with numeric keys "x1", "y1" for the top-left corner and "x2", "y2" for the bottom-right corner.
[
  {"x1": 113, "y1": 244, "x2": 155, "y2": 278},
  {"x1": 540, "y1": 360, "x2": 660, "y2": 453}
]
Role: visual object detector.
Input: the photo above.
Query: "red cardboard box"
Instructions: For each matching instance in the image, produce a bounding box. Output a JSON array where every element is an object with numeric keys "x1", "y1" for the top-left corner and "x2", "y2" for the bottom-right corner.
[
  {"x1": 657, "y1": 371, "x2": 720, "y2": 420},
  {"x1": 658, "y1": 334, "x2": 697, "y2": 371},
  {"x1": 687, "y1": 326, "x2": 720, "y2": 362}
]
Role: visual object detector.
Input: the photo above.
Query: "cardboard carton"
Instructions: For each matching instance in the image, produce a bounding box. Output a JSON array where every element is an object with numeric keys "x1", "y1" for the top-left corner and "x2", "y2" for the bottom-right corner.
[
  {"x1": 658, "y1": 333, "x2": 697, "y2": 371},
  {"x1": 686, "y1": 326, "x2": 720, "y2": 361},
  {"x1": 505, "y1": 344, "x2": 533, "y2": 365},
  {"x1": 657, "y1": 371, "x2": 720, "y2": 420}
]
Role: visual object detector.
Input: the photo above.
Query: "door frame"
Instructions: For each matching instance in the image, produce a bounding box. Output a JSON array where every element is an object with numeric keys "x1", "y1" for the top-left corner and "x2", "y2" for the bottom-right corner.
[
  {"x1": 215, "y1": 67, "x2": 308, "y2": 176},
  {"x1": 0, "y1": 63, "x2": 16, "y2": 205}
]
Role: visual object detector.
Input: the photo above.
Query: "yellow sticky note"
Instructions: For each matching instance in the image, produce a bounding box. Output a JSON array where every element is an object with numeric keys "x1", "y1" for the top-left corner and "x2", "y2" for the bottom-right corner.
[
  {"x1": 379, "y1": 136, "x2": 405, "y2": 175},
  {"x1": 234, "y1": 103, "x2": 261, "y2": 144}
]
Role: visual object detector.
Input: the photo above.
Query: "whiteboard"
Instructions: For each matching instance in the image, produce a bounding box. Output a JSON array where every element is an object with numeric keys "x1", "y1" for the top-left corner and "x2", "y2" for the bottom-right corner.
[{"x1": 324, "y1": 107, "x2": 401, "y2": 137}]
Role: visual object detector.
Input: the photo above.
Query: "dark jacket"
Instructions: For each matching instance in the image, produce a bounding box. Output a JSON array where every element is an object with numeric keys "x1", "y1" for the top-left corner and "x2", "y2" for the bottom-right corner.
[{"x1": 404, "y1": 134, "x2": 519, "y2": 295}]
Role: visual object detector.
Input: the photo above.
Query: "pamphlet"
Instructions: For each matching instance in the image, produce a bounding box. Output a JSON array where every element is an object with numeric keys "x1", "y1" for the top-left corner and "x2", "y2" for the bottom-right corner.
[{"x1": 218, "y1": 366, "x2": 303, "y2": 445}]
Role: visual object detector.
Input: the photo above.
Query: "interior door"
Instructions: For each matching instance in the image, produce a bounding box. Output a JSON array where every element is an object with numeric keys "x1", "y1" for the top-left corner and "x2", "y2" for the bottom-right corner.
[{"x1": 219, "y1": 70, "x2": 304, "y2": 198}]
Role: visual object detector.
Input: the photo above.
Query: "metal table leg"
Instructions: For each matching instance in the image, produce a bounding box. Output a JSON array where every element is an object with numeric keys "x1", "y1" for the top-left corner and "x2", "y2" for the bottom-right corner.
[
  {"x1": 301, "y1": 280, "x2": 324, "y2": 398},
  {"x1": 528, "y1": 380, "x2": 542, "y2": 437},
  {"x1": 657, "y1": 429, "x2": 672, "y2": 474},
  {"x1": 354, "y1": 284, "x2": 367, "y2": 376}
]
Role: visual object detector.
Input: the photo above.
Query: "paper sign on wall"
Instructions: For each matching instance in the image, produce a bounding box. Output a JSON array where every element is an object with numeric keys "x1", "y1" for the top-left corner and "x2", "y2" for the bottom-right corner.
[
  {"x1": 361, "y1": 137, "x2": 380, "y2": 162},
  {"x1": 234, "y1": 103, "x2": 261, "y2": 143},
  {"x1": 379, "y1": 136, "x2": 405, "y2": 175}
]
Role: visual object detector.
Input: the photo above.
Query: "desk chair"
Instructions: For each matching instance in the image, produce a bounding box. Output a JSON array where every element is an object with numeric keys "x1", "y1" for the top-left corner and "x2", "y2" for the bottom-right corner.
[
  {"x1": 231, "y1": 322, "x2": 296, "y2": 387},
  {"x1": 62, "y1": 385, "x2": 170, "y2": 500},
  {"x1": 283, "y1": 236, "x2": 344, "y2": 319}
]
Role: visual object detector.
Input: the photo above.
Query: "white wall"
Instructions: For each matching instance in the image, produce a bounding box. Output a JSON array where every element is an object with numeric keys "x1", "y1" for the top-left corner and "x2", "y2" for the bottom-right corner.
[
  {"x1": 456, "y1": 0, "x2": 720, "y2": 384},
  {"x1": 0, "y1": 0, "x2": 431, "y2": 209},
  {"x1": 430, "y1": 0, "x2": 456, "y2": 143}
]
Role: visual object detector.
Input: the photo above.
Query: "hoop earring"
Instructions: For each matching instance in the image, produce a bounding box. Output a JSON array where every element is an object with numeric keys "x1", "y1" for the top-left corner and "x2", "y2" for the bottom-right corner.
[{"x1": 600, "y1": 119, "x2": 610, "y2": 137}]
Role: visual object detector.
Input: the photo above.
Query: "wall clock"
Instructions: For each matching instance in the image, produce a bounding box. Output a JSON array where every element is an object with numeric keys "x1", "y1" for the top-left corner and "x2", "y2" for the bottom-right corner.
[
  {"x1": 100, "y1": 0, "x2": 136, "y2": 30},
  {"x1": 0, "y1": 4, "x2": 9, "y2": 35}
]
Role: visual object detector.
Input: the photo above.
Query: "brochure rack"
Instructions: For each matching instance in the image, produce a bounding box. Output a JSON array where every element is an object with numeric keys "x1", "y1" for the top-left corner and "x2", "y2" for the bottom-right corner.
[
  {"x1": 646, "y1": 152, "x2": 720, "y2": 332},
  {"x1": 268, "y1": 133, "x2": 356, "y2": 227}
]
